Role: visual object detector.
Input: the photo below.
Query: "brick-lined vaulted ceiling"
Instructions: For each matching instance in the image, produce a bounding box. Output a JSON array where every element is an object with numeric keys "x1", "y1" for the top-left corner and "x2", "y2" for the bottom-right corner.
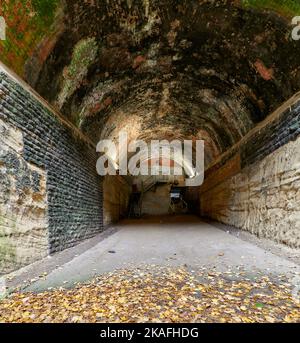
[{"x1": 1, "y1": 0, "x2": 300, "y2": 167}]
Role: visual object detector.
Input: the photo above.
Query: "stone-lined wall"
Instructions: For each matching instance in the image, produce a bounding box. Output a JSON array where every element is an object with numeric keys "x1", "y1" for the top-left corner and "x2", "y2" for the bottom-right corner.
[
  {"x1": 200, "y1": 97, "x2": 300, "y2": 248},
  {"x1": 0, "y1": 69, "x2": 103, "y2": 274},
  {"x1": 103, "y1": 175, "x2": 130, "y2": 226}
]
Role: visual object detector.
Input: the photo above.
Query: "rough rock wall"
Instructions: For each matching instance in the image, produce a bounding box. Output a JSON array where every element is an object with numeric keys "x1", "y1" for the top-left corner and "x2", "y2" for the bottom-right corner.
[
  {"x1": 1, "y1": 0, "x2": 299, "y2": 168},
  {"x1": 0, "y1": 118, "x2": 48, "y2": 274},
  {"x1": 201, "y1": 137, "x2": 300, "y2": 247},
  {"x1": 0, "y1": 69, "x2": 103, "y2": 273},
  {"x1": 200, "y1": 96, "x2": 300, "y2": 248},
  {"x1": 103, "y1": 175, "x2": 130, "y2": 226}
]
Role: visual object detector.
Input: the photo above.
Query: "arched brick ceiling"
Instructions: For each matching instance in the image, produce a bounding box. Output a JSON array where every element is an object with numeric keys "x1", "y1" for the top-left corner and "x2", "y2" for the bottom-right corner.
[{"x1": 1, "y1": 0, "x2": 300, "y2": 167}]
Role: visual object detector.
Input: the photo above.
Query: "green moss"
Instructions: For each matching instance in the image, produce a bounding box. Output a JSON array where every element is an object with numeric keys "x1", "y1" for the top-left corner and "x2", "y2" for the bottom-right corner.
[
  {"x1": 32, "y1": 0, "x2": 59, "y2": 24},
  {"x1": 242, "y1": 0, "x2": 300, "y2": 17},
  {"x1": 57, "y1": 37, "x2": 98, "y2": 111},
  {"x1": 68, "y1": 38, "x2": 98, "y2": 79},
  {"x1": 0, "y1": 0, "x2": 62, "y2": 76}
]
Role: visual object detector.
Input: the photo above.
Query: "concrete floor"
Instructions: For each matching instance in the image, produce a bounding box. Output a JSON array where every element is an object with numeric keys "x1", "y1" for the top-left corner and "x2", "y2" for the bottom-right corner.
[{"x1": 16, "y1": 215, "x2": 299, "y2": 293}]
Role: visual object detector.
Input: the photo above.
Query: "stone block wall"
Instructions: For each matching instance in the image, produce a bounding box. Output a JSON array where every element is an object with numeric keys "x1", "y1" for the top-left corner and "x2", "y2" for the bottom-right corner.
[
  {"x1": 200, "y1": 96, "x2": 300, "y2": 248},
  {"x1": 103, "y1": 175, "x2": 130, "y2": 226},
  {"x1": 0, "y1": 69, "x2": 103, "y2": 274}
]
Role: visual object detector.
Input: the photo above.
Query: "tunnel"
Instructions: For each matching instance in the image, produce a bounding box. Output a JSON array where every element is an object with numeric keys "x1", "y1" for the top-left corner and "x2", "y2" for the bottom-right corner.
[{"x1": 0, "y1": 0, "x2": 300, "y2": 276}]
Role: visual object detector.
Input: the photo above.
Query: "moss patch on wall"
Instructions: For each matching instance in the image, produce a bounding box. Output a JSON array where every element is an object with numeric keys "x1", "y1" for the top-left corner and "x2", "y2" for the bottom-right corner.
[
  {"x1": 0, "y1": 0, "x2": 61, "y2": 76},
  {"x1": 0, "y1": 0, "x2": 299, "y2": 79},
  {"x1": 57, "y1": 37, "x2": 98, "y2": 113},
  {"x1": 242, "y1": 0, "x2": 300, "y2": 18},
  {"x1": 31, "y1": 0, "x2": 59, "y2": 24}
]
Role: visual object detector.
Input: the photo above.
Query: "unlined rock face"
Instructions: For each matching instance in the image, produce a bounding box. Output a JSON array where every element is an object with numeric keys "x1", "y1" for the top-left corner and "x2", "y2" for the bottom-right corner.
[
  {"x1": 1, "y1": 1, "x2": 300, "y2": 163},
  {"x1": 0, "y1": 119, "x2": 48, "y2": 274},
  {"x1": 201, "y1": 134, "x2": 300, "y2": 248}
]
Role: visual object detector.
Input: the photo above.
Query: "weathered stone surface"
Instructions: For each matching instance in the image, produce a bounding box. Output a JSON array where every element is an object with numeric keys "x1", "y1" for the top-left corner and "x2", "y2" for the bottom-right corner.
[
  {"x1": 241, "y1": 102, "x2": 300, "y2": 169},
  {"x1": 103, "y1": 175, "x2": 130, "y2": 226},
  {"x1": 201, "y1": 135, "x2": 300, "y2": 248},
  {"x1": 2, "y1": 1, "x2": 300, "y2": 166},
  {"x1": 0, "y1": 70, "x2": 104, "y2": 273},
  {"x1": 0, "y1": 118, "x2": 48, "y2": 274}
]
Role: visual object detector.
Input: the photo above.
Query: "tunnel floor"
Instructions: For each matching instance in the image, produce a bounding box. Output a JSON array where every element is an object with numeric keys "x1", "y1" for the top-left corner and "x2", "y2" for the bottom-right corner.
[
  {"x1": 1, "y1": 215, "x2": 299, "y2": 323},
  {"x1": 5, "y1": 215, "x2": 298, "y2": 293}
]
